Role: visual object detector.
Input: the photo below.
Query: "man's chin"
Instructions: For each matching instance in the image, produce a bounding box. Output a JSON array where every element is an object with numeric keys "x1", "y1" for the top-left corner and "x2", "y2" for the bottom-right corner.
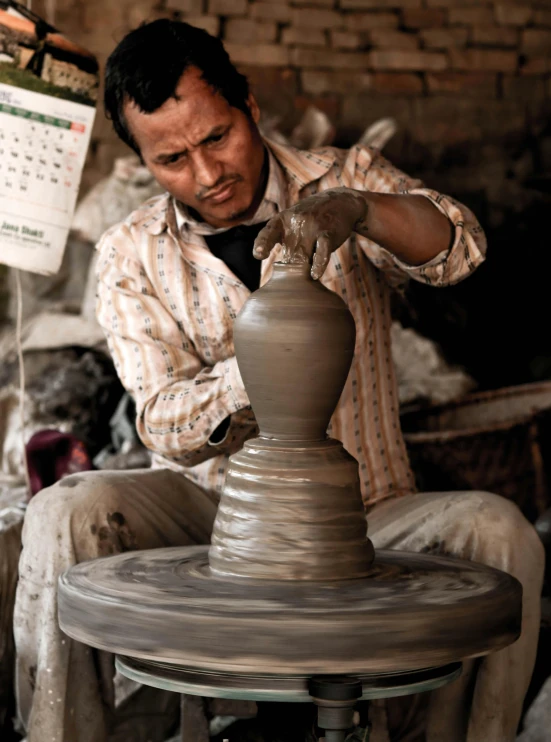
[{"x1": 208, "y1": 199, "x2": 255, "y2": 227}]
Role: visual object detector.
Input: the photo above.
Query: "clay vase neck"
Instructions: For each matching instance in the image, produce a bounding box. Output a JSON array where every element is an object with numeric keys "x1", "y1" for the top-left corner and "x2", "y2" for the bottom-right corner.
[{"x1": 233, "y1": 261, "x2": 356, "y2": 442}]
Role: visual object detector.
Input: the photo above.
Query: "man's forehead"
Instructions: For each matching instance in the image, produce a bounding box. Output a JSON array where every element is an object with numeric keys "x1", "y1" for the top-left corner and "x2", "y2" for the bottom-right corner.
[
  {"x1": 125, "y1": 70, "x2": 228, "y2": 120},
  {"x1": 123, "y1": 69, "x2": 231, "y2": 152}
]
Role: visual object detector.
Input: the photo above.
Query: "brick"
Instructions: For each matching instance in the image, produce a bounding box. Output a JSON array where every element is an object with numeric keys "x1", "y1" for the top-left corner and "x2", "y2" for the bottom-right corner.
[
  {"x1": 470, "y1": 26, "x2": 518, "y2": 47},
  {"x1": 341, "y1": 0, "x2": 421, "y2": 6},
  {"x1": 291, "y1": 47, "x2": 371, "y2": 68},
  {"x1": 78, "y1": 29, "x2": 131, "y2": 60},
  {"x1": 369, "y1": 49, "x2": 447, "y2": 71},
  {"x1": 301, "y1": 69, "x2": 373, "y2": 94},
  {"x1": 168, "y1": 0, "x2": 204, "y2": 13},
  {"x1": 426, "y1": 71, "x2": 498, "y2": 97},
  {"x1": 293, "y1": 94, "x2": 340, "y2": 122},
  {"x1": 330, "y1": 30, "x2": 363, "y2": 49},
  {"x1": 494, "y1": 4, "x2": 533, "y2": 26},
  {"x1": 421, "y1": 97, "x2": 525, "y2": 145},
  {"x1": 341, "y1": 94, "x2": 412, "y2": 134},
  {"x1": 522, "y1": 29, "x2": 551, "y2": 54},
  {"x1": 225, "y1": 43, "x2": 291, "y2": 65},
  {"x1": 449, "y1": 48, "x2": 518, "y2": 72},
  {"x1": 369, "y1": 29, "x2": 418, "y2": 49},
  {"x1": 225, "y1": 18, "x2": 277, "y2": 43},
  {"x1": 250, "y1": 2, "x2": 293, "y2": 22},
  {"x1": 402, "y1": 8, "x2": 446, "y2": 29},
  {"x1": 291, "y1": 8, "x2": 342, "y2": 28},
  {"x1": 534, "y1": 9, "x2": 551, "y2": 28},
  {"x1": 183, "y1": 15, "x2": 220, "y2": 35},
  {"x1": 420, "y1": 28, "x2": 467, "y2": 49},
  {"x1": 83, "y1": 3, "x2": 125, "y2": 31},
  {"x1": 448, "y1": 7, "x2": 494, "y2": 26},
  {"x1": 344, "y1": 12, "x2": 399, "y2": 30},
  {"x1": 520, "y1": 56, "x2": 551, "y2": 74},
  {"x1": 371, "y1": 72, "x2": 423, "y2": 94},
  {"x1": 240, "y1": 66, "x2": 298, "y2": 113},
  {"x1": 425, "y1": 0, "x2": 490, "y2": 4},
  {"x1": 503, "y1": 75, "x2": 546, "y2": 101},
  {"x1": 282, "y1": 27, "x2": 326, "y2": 46},
  {"x1": 208, "y1": 0, "x2": 247, "y2": 15}
]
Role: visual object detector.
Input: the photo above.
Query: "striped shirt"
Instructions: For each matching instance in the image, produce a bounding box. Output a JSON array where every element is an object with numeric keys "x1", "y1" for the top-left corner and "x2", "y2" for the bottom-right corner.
[{"x1": 96, "y1": 140, "x2": 486, "y2": 509}]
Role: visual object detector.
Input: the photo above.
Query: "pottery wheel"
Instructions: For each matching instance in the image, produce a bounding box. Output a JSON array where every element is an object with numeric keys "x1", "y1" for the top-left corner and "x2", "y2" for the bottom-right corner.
[
  {"x1": 59, "y1": 261, "x2": 523, "y2": 710},
  {"x1": 59, "y1": 545, "x2": 521, "y2": 676}
]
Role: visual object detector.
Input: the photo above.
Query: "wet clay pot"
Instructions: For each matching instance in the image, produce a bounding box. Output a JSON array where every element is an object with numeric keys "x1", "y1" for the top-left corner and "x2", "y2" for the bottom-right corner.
[
  {"x1": 209, "y1": 259, "x2": 375, "y2": 581},
  {"x1": 233, "y1": 260, "x2": 356, "y2": 441}
]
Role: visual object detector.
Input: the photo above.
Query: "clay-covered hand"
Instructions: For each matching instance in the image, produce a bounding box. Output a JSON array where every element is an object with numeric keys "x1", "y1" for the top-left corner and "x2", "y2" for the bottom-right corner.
[{"x1": 253, "y1": 187, "x2": 367, "y2": 280}]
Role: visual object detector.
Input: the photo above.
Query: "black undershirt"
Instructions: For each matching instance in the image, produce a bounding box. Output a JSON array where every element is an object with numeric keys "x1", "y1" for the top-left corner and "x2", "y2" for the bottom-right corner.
[
  {"x1": 204, "y1": 221, "x2": 268, "y2": 293},
  {"x1": 204, "y1": 220, "x2": 268, "y2": 444}
]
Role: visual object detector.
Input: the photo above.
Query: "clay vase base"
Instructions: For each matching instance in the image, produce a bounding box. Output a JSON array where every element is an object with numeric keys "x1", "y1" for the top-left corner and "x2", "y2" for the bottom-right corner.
[{"x1": 209, "y1": 436, "x2": 375, "y2": 581}]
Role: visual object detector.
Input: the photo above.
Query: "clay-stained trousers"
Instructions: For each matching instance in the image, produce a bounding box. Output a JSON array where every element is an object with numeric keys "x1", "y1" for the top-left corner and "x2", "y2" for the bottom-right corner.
[{"x1": 12, "y1": 468, "x2": 544, "y2": 742}]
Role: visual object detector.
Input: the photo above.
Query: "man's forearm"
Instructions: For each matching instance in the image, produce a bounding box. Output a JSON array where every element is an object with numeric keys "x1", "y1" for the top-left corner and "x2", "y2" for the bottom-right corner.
[
  {"x1": 353, "y1": 191, "x2": 454, "y2": 266},
  {"x1": 136, "y1": 355, "x2": 253, "y2": 466}
]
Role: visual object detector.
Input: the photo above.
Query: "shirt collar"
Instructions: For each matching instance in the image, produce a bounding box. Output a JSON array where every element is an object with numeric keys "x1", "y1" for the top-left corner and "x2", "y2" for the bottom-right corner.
[{"x1": 136, "y1": 138, "x2": 337, "y2": 238}]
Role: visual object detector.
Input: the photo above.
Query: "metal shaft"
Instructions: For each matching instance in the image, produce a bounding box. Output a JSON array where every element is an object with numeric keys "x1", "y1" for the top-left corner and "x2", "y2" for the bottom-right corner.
[
  {"x1": 310, "y1": 676, "x2": 362, "y2": 742},
  {"x1": 325, "y1": 731, "x2": 346, "y2": 742}
]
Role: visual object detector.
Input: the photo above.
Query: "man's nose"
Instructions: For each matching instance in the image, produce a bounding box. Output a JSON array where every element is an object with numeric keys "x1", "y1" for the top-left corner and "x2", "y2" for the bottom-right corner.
[{"x1": 193, "y1": 150, "x2": 222, "y2": 189}]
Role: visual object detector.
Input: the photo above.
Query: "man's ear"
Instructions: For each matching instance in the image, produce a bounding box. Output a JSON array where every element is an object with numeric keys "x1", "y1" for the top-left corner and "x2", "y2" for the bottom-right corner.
[{"x1": 247, "y1": 93, "x2": 260, "y2": 124}]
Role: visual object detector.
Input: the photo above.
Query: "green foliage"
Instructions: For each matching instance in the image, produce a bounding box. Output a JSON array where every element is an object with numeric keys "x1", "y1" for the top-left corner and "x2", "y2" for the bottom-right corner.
[{"x1": 0, "y1": 63, "x2": 95, "y2": 106}]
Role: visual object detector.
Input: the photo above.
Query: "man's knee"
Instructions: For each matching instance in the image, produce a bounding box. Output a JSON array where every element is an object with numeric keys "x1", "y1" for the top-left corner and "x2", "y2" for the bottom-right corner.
[
  {"x1": 22, "y1": 472, "x2": 128, "y2": 551},
  {"x1": 453, "y1": 491, "x2": 545, "y2": 577}
]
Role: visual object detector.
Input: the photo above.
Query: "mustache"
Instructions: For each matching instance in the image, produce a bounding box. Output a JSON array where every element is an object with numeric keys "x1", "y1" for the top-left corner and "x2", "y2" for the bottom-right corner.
[{"x1": 196, "y1": 174, "x2": 243, "y2": 201}]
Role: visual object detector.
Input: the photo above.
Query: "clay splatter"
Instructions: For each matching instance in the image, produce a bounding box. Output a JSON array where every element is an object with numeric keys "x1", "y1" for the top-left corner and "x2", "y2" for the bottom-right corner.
[{"x1": 96, "y1": 512, "x2": 138, "y2": 556}]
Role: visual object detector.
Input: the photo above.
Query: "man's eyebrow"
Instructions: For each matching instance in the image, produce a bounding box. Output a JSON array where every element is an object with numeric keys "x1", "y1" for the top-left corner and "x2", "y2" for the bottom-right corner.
[
  {"x1": 153, "y1": 148, "x2": 188, "y2": 164},
  {"x1": 200, "y1": 124, "x2": 228, "y2": 143},
  {"x1": 153, "y1": 125, "x2": 229, "y2": 164}
]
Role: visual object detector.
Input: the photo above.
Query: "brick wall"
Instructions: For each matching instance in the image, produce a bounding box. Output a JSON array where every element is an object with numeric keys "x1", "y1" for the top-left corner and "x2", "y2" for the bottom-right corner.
[{"x1": 30, "y1": 0, "x2": 551, "y2": 214}]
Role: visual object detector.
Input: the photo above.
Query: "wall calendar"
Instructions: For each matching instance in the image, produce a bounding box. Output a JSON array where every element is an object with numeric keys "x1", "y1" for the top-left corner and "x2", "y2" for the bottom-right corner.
[{"x1": 0, "y1": 2, "x2": 98, "y2": 275}]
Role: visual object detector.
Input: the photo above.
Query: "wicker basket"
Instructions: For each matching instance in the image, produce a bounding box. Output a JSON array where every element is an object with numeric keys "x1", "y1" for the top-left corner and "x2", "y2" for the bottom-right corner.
[{"x1": 401, "y1": 382, "x2": 551, "y2": 522}]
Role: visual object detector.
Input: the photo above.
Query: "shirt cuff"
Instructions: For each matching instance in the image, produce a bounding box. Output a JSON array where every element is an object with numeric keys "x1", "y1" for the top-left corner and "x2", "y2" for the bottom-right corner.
[{"x1": 208, "y1": 416, "x2": 231, "y2": 446}]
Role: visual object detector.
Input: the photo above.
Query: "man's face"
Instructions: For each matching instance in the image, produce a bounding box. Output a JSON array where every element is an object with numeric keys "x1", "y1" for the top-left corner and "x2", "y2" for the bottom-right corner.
[{"x1": 124, "y1": 67, "x2": 266, "y2": 229}]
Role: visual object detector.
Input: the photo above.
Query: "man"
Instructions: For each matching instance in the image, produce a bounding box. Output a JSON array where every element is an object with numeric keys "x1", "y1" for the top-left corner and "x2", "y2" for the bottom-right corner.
[{"x1": 13, "y1": 19, "x2": 543, "y2": 742}]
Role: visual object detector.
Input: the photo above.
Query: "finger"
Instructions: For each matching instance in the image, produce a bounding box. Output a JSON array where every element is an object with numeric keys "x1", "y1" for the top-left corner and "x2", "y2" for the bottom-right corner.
[
  {"x1": 253, "y1": 217, "x2": 284, "y2": 260},
  {"x1": 311, "y1": 232, "x2": 333, "y2": 280}
]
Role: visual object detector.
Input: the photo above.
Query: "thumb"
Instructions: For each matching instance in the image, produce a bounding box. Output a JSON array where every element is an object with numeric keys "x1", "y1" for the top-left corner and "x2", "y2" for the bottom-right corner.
[
  {"x1": 253, "y1": 217, "x2": 284, "y2": 260},
  {"x1": 311, "y1": 232, "x2": 333, "y2": 281}
]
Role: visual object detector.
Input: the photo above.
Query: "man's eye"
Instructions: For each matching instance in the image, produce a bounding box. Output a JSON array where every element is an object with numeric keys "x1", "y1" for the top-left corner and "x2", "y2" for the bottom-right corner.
[
  {"x1": 167, "y1": 154, "x2": 182, "y2": 164},
  {"x1": 208, "y1": 131, "x2": 227, "y2": 145}
]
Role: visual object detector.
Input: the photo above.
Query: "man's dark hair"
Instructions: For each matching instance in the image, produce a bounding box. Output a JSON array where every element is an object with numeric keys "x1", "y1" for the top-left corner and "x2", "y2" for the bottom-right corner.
[{"x1": 104, "y1": 19, "x2": 251, "y2": 154}]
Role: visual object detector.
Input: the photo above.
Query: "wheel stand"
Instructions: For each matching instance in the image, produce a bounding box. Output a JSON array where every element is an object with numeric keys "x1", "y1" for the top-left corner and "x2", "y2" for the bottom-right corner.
[
  {"x1": 309, "y1": 677, "x2": 363, "y2": 742},
  {"x1": 116, "y1": 656, "x2": 462, "y2": 742}
]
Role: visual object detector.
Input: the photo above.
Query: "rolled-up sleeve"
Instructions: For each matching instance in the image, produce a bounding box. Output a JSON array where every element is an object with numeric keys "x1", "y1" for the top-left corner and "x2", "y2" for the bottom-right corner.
[
  {"x1": 355, "y1": 146, "x2": 487, "y2": 287},
  {"x1": 95, "y1": 223, "x2": 255, "y2": 467}
]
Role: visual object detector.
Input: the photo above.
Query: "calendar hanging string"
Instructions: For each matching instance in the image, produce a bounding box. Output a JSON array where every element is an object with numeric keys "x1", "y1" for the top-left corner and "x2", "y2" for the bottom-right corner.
[
  {"x1": 12, "y1": 0, "x2": 58, "y2": 499},
  {"x1": 0, "y1": 0, "x2": 96, "y2": 498},
  {"x1": 15, "y1": 270, "x2": 31, "y2": 498},
  {"x1": 11, "y1": 0, "x2": 35, "y2": 499}
]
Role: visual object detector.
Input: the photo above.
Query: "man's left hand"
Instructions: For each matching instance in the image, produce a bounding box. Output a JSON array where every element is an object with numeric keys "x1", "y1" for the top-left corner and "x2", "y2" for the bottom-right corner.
[{"x1": 253, "y1": 187, "x2": 367, "y2": 280}]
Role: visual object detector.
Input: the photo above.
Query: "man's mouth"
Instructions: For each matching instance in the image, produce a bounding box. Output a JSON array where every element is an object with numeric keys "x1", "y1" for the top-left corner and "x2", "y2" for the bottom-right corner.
[{"x1": 204, "y1": 180, "x2": 238, "y2": 204}]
